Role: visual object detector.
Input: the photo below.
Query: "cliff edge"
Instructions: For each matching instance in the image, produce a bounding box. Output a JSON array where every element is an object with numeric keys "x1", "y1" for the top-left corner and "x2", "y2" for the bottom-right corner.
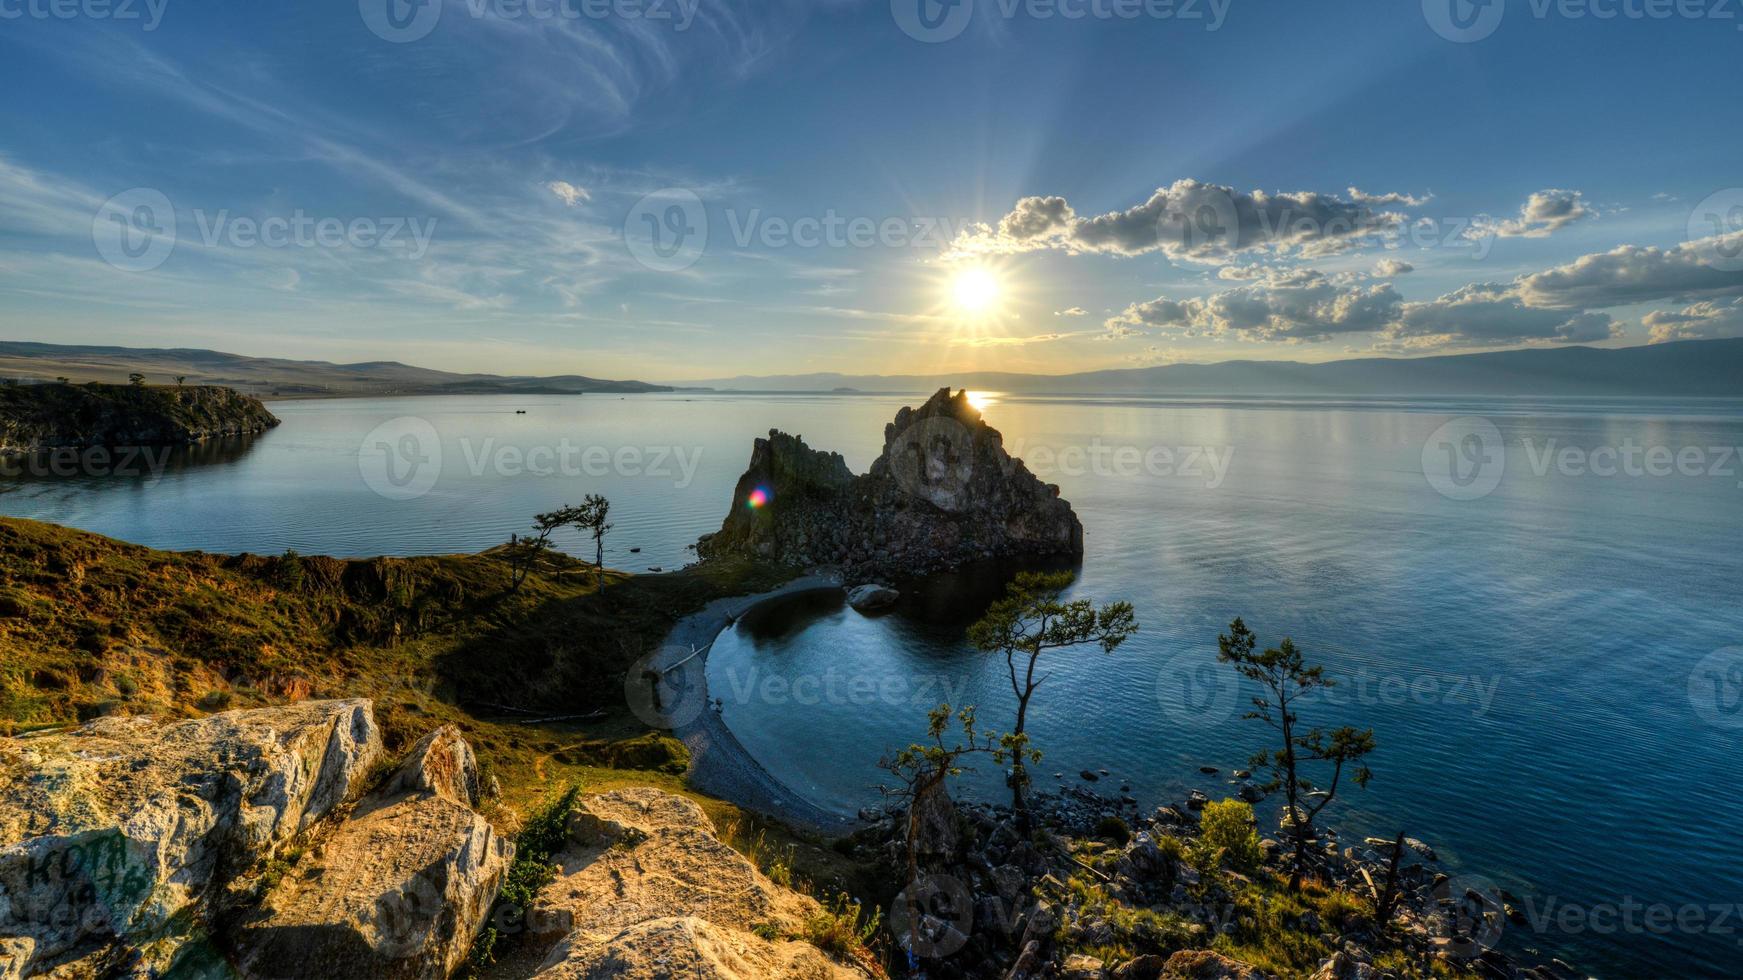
[{"x1": 0, "y1": 383, "x2": 279, "y2": 456}]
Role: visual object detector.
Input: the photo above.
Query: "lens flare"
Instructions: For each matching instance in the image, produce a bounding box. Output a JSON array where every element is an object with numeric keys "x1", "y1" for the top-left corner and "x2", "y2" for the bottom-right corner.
[{"x1": 746, "y1": 486, "x2": 771, "y2": 509}]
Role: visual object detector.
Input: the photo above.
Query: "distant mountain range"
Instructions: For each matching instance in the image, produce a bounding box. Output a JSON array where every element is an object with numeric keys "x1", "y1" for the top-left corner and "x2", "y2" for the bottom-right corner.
[
  {"x1": 3, "y1": 338, "x2": 1738, "y2": 400},
  {"x1": 677, "y1": 338, "x2": 1743, "y2": 397},
  {"x1": 0, "y1": 343, "x2": 670, "y2": 398}
]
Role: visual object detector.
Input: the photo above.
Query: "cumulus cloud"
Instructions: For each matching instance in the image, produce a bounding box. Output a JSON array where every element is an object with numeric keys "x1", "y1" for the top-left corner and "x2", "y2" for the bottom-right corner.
[
  {"x1": 1106, "y1": 269, "x2": 1404, "y2": 343},
  {"x1": 949, "y1": 179, "x2": 1413, "y2": 264},
  {"x1": 1391, "y1": 282, "x2": 1618, "y2": 348},
  {"x1": 1055, "y1": 307, "x2": 1088, "y2": 317},
  {"x1": 1372, "y1": 258, "x2": 1415, "y2": 277},
  {"x1": 1491, "y1": 189, "x2": 1593, "y2": 238},
  {"x1": 1348, "y1": 187, "x2": 1432, "y2": 208},
  {"x1": 1644, "y1": 298, "x2": 1743, "y2": 343},
  {"x1": 546, "y1": 180, "x2": 590, "y2": 206},
  {"x1": 1517, "y1": 234, "x2": 1743, "y2": 308}
]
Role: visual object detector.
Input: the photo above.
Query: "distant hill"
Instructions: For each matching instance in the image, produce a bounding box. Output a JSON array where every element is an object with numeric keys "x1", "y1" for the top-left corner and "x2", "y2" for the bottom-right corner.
[
  {"x1": 677, "y1": 338, "x2": 1743, "y2": 397},
  {"x1": 0, "y1": 343, "x2": 670, "y2": 399}
]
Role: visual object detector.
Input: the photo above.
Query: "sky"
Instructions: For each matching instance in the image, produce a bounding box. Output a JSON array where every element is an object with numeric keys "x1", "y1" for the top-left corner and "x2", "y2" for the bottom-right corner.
[{"x1": 1, "y1": 0, "x2": 1741, "y2": 381}]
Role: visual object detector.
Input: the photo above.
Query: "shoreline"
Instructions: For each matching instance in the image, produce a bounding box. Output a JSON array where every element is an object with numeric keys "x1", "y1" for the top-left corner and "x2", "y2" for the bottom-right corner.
[{"x1": 657, "y1": 572, "x2": 860, "y2": 836}]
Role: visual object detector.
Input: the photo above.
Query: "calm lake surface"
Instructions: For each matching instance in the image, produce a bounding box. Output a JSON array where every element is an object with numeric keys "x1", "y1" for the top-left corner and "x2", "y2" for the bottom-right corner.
[{"x1": 4, "y1": 392, "x2": 1741, "y2": 976}]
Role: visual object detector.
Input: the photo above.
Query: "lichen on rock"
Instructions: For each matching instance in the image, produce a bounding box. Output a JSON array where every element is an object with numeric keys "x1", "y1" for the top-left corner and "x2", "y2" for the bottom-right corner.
[{"x1": 696, "y1": 388, "x2": 1083, "y2": 576}]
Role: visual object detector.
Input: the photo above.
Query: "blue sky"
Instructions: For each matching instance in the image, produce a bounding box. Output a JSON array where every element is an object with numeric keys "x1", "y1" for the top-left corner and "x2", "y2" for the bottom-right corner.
[{"x1": 2, "y1": 0, "x2": 1741, "y2": 380}]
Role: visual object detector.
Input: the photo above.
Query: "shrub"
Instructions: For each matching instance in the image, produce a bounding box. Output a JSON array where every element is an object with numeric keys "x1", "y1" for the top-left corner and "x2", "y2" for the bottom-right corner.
[
  {"x1": 1095, "y1": 815, "x2": 1131, "y2": 845},
  {"x1": 800, "y1": 893, "x2": 881, "y2": 963},
  {"x1": 1200, "y1": 798, "x2": 1264, "y2": 872}
]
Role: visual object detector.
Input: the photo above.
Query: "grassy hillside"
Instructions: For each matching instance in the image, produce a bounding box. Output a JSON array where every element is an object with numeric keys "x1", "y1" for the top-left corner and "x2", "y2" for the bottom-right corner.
[{"x1": 0, "y1": 518, "x2": 797, "y2": 820}]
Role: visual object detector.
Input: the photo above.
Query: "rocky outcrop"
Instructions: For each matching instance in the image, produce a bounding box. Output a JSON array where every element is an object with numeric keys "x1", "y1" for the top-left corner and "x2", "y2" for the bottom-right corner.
[
  {"x1": 230, "y1": 726, "x2": 512, "y2": 980},
  {"x1": 0, "y1": 700, "x2": 381, "y2": 977},
  {"x1": 696, "y1": 389, "x2": 1083, "y2": 576},
  {"x1": 527, "y1": 788, "x2": 870, "y2": 980},
  {"x1": 0, "y1": 383, "x2": 279, "y2": 456}
]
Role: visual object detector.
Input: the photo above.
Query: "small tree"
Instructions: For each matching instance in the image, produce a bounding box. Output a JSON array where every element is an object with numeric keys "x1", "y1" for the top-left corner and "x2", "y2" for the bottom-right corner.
[
  {"x1": 503, "y1": 508, "x2": 574, "y2": 593},
  {"x1": 575, "y1": 494, "x2": 612, "y2": 593},
  {"x1": 967, "y1": 571, "x2": 1137, "y2": 821},
  {"x1": 55, "y1": 377, "x2": 70, "y2": 384},
  {"x1": 877, "y1": 703, "x2": 1002, "y2": 885},
  {"x1": 128, "y1": 373, "x2": 146, "y2": 386},
  {"x1": 1218, "y1": 618, "x2": 1375, "y2": 891},
  {"x1": 175, "y1": 375, "x2": 186, "y2": 386}
]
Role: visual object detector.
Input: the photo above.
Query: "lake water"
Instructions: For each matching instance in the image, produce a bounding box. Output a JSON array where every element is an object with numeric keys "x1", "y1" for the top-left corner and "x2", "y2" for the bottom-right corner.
[{"x1": 4, "y1": 392, "x2": 1741, "y2": 976}]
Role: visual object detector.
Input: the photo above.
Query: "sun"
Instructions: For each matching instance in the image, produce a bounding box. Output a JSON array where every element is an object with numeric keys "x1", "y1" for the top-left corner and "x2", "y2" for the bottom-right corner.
[{"x1": 949, "y1": 266, "x2": 1002, "y2": 314}]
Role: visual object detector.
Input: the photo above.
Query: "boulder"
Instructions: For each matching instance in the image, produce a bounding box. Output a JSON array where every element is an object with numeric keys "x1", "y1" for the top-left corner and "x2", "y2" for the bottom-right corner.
[
  {"x1": 529, "y1": 789, "x2": 838, "y2": 953},
  {"x1": 0, "y1": 701, "x2": 381, "y2": 976},
  {"x1": 532, "y1": 916, "x2": 865, "y2": 979},
  {"x1": 845, "y1": 584, "x2": 900, "y2": 613},
  {"x1": 696, "y1": 389, "x2": 1083, "y2": 577},
  {"x1": 229, "y1": 726, "x2": 512, "y2": 980},
  {"x1": 1159, "y1": 949, "x2": 1264, "y2": 979}
]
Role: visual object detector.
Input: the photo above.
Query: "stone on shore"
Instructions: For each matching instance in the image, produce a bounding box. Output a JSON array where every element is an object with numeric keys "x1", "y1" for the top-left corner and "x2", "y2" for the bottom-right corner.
[
  {"x1": 846, "y1": 583, "x2": 900, "y2": 613},
  {"x1": 0, "y1": 700, "x2": 381, "y2": 977}
]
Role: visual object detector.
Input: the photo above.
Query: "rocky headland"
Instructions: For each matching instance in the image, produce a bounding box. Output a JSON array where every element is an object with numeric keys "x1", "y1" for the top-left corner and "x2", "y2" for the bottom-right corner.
[
  {"x1": 696, "y1": 388, "x2": 1083, "y2": 578},
  {"x1": 0, "y1": 383, "x2": 279, "y2": 457}
]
